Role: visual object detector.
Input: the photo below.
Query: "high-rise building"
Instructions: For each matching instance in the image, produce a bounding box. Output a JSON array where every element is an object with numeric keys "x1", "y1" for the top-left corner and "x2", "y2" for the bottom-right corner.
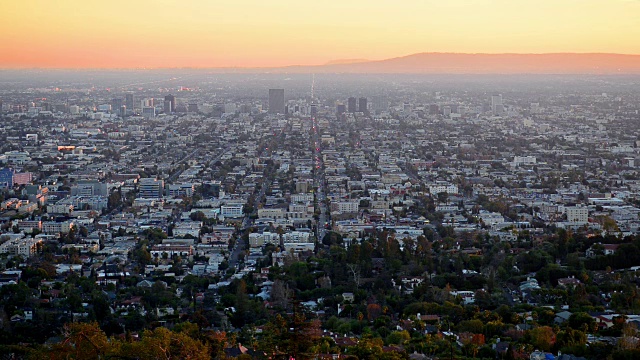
[
  {"x1": 310, "y1": 104, "x2": 318, "y2": 116},
  {"x1": 268, "y1": 89, "x2": 285, "y2": 114},
  {"x1": 142, "y1": 107, "x2": 156, "y2": 118},
  {"x1": 138, "y1": 178, "x2": 164, "y2": 199},
  {"x1": 347, "y1": 97, "x2": 357, "y2": 113},
  {"x1": 142, "y1": 98, "x2": 154, "y2": 108},
  {"x1": 358, "y1": 97, "x2": 367, "y2": 114},
  {"x1": 111, "y1": 98, "x2": 123, "y2": 114},
  {"x1": 164, "y1": 94, "x2": 176, "y2": 113},
  {"x1": 188, "y1": 103, "x2": 199, "y2": 113},
  {"x1": 491, "y1": 94, "x2": 504, "y2": 115},
  {"x1": 0, "y1": 168, "x2": 15, "y2": 189},
  {"x1": 336, "y1": 104, "x2": 346, "y2": 115},
  {"x1": 125, "y1": 93, "x2": 135, "y2": 111},
  {"x1": 372, "y1": 96, "x2": 388, "y2": 113}
]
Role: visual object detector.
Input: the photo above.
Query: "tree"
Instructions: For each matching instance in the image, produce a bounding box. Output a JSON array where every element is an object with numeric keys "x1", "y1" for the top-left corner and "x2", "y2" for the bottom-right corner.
[
  {"x1": 347, "y1": 336, "x2": 406, "y2": 360},
  {"x1": 556, "y1": 328, "x2": 586, "y2": 350},
  {"x1": 346, "y1": 263, "x2": 361, "y2": 288},
  {"x1": 528, "y1": 326, "x2": 555, "y2": 352},
  {"x1": 568, "y1": 312, "x2": 598, "y2": 333},
  {"x1": 189, "y1": 211, "x2": 206, "y2": 222},
  {"x1": 259, "y1": 310, "x2": 321, "y2": 359},
  {"x1": 120, "y1": 327, "x2": 210, "y2": 360},
  {"x1": 46, "y1": 322, "x2": 111, "y2": 360},
  {"x1": 78, "y1": 226, "x2": 89, "y2": 237},
  {"x1": 270, "y1": 279, "x2": 291, "y2": 309},
  {"x1": 386, "y1": 330, "x2": 410, "y2": 345}
]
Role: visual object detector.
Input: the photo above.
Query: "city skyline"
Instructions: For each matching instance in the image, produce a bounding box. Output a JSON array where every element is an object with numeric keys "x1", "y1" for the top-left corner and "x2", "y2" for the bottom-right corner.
[{"x1": 1, "y1": 0, "x2": 640, "y2": 69}]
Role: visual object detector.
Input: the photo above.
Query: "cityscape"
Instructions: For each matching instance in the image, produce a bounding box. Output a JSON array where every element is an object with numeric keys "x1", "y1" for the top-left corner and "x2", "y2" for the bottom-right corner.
[{"x1": 1, "y1": 1, "x2": 640, "y2": 360}]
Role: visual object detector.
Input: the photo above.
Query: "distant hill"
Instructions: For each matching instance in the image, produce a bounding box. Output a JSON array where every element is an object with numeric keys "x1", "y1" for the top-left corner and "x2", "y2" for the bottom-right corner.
[
  {"x1": 278, "y1": 53, "x2": 640, "y2": 74},
  {"x1": 323, "y1": 59, "x2": 370, "y2": 65}
]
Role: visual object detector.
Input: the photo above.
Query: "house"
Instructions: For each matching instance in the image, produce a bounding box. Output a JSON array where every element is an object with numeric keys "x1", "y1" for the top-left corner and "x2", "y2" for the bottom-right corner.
[
  {"x1": 555, "y1": 311, "x2": 572, "y2": 324},
  {"x1": 450, "y1": 290, "x2": 475, "y2": 304},
  {"x1": 586, "y1": 243, "x2": 620, "y2": 258},
  {"x1": 515, "y1": 323, "x2": 533, "y2": 331},
  {"x1": 557, "y1": 276, "x2": 581, "y2": 288},
  {"x1": 342, "y1": 292, "x2": 355, "y2": 303},
  {"x1": 520, "y1": 277, "x2": 541, "y2": 292}
]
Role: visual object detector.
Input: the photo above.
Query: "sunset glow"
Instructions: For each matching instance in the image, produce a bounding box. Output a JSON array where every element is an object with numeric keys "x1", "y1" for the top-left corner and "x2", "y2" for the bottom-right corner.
[{"x1": 1, "y1": 0, "x2": 639, "y2": 68}]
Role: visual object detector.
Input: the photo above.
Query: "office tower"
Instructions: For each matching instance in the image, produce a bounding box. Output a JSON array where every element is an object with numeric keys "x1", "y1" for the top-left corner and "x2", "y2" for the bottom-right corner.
[
  {"x1": 188, "y1": 103, "x2": 199, "y2": 113},
  {"x1": 347, "y1": 97, "x2": 357, "y2": 113},
  {"x1": 443, "y1": 106, "x2": 451, "y2": 117},
  {"x1": 372, "y1": 95, "x2": 388, "y2": 113},
  {"x1": 336, "y1": 104, "x2": 346, "y2": 115},
  {"x1": 164, "y1": 94, "x2": 176, "y2": 113},
  {"x1": 0, "y1": 168, "x2": 15, "y2": 188},
  {"x1": 358, "y1": 97, "x2": 367, "y2": 114},
  {"x1": 111, "y1": 98, "x2": 123, "y2": 114},
  {"x1": 142, "y1": 98, "x2": 154, "y2": 108},
  {"x1": 138, "y1": 178, "x2": 164, "y2": 199},
  {"x1": 491, "y1": 94, "x2": 504, "y2": 115},
  {"x1": 120, "y1": 105, "x2": 127, "y2": 116},
  {"x1": 125, "y1": 93, "x2": 135, "y2": 111},
  {"x1": 268, "y1": 89, "x2": 285, "y2": 114},
  {"x1": 310, "y1": 104, "x2": 318, "y2": 116},
  {"x1": 142, "y1": 107, "x2": 156, "y2": 118}
]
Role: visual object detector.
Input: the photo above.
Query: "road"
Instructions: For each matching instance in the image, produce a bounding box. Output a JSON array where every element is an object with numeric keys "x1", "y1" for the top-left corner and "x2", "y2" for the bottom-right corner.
[
  {"x1": 228, "y1": 131, "x2": 281, "y2": 270},
  {"x1": 311, "y1": 116, "x2": 329, "y2": 242},
  {"x1": 166, "y1": 148, "x2": 200, "y2": 183}
]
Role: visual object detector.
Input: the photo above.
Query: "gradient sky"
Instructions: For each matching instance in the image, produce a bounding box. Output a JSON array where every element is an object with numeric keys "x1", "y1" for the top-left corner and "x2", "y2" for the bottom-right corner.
[{"x1": 1, "y1": 0, "x2": 639, "y2": 68}]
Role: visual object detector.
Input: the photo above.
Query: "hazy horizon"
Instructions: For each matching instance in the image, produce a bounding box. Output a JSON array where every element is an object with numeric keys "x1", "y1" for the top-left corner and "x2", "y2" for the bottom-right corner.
[
  {"x1": 0, "y1": 52, "x2": 639, "y2": 71},
  {"x1": 2, "y1": 0, "x2": 640, "y2": 69}
]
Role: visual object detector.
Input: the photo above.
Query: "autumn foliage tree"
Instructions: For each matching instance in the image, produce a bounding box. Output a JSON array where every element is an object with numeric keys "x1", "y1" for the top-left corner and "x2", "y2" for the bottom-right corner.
[{"x1": 30, "y1": 322, "x2": 210, "y2": 360}]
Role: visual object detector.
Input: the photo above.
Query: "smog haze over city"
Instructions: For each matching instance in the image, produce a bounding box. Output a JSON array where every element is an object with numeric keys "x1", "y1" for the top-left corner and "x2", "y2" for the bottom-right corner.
[{"x1": 1, "y1": 1, "x2": 640, "y2": 360}]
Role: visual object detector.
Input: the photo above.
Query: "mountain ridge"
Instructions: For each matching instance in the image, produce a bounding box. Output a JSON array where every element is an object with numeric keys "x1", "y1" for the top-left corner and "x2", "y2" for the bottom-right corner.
[
  {"x1": 3, "y1": 53, "x2": 640, "y2": 74},
  {"x1": 287, "y1": 52, "x2": 640, "y2": 74}
]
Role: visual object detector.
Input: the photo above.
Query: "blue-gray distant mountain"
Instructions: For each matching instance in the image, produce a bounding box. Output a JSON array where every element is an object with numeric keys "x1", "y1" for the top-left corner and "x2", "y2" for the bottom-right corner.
[{"x1": 283, "y1": 53, "x2": 640, "y2": 74}]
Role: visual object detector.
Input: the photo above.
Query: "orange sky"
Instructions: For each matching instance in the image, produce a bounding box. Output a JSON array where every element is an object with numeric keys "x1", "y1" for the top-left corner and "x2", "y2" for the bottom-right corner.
[{"x1": 1, "y1": 0, "x2": 639, "y2": 68}]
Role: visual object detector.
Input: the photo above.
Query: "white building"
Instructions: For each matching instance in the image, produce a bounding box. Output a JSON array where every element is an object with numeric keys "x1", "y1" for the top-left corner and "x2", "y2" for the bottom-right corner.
[
  {"x1": 257, "y1": 208, "x2": 286, "y2": 219},
  {"x1": 565, "y1": 206, "x2": 588, "y2": 224},
  {"x1": 429, "y1": 183, "x2": 458, "y2": 195},
  {"x1": 42, "y1": 221, "x2": 73, "y2": 235},
  {"x1": 332, "y1": 201, "x2": 359, "y2": 214},
  {"x1": 0, "y1": 238, "x2": 42, "y2": 257},
  {"x1": 220, "y1": 205, "x2": 243, "y2": 218},
  {"x1": 513, "y1": 156, "x2": 537, "y2": 166}
]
